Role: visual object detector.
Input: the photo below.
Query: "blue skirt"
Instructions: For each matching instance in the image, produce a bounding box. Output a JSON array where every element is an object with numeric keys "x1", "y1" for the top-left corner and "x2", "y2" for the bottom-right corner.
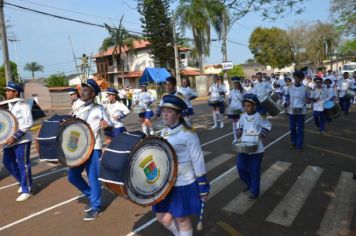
[
  {"x1": 139, "y1": 110, "x2": 154, "y2": 119},
  {"x1": 152, "y1": 181, "x2": 202, "y2": 217},
  {"x1": 110, "y1": 127, "x2": 127, "y2": 137},
  {"x1": 208, "y1": 101, "x2": 223, "y2": 107}
]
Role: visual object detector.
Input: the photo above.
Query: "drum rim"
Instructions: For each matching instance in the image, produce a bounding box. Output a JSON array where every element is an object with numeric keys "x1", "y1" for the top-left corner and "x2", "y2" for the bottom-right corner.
[
  {"x1": 57, "y1": 118, "x2": 95, "y2": 167},
  {"x1": 0, "y1": 107, "x2": 18, "y2": 146},
  {"x1": 125, "y1": 136, "x2": 177, "y2": 206}
]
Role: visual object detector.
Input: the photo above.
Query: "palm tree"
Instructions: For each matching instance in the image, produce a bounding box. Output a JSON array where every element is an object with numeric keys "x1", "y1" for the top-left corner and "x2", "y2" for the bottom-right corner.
[
  {"x1": 24, "y1": 62, "x2": 44, "y2": 79},
  {"x1": 176, "y1": 0, "x2": 229, "y2": 73},
  {"x1": 101, "y1": 16, "x2": 141, "y2": 86}
]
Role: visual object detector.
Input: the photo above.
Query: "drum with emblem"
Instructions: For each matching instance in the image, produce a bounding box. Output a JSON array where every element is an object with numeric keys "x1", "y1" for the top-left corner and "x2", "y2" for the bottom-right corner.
[
  {"x1": 99, "y1": 132, "x2": 177, "y2": 206},
  {"x1": 57, "y1": 118, "x2": 95, "y2": 167},
  {"x1": 36, "y1": 114, "x2": 72, "y2": 163},
  {"x1": 258, "y1": 95, "x2": 282, "y2": 116},
  {"x1": 0, "y1": 107, "x2": 18, "y2": 146}
]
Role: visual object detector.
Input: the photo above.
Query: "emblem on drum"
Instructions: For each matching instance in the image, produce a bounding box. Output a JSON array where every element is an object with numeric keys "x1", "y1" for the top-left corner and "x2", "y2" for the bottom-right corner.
[
  {"x1": 67, "y1": 130, "x2": 81, "y2": 152},
  {"x1": 0, "y1": 122, "x2": 4, "y2": 132},
  {"x1": 140, "y1": 155, "x2": 160, "y2": 184}
]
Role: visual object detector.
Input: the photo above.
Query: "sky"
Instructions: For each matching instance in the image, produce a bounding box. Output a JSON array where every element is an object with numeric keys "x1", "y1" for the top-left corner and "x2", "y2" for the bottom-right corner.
[{"x1": 3, "y1": 0, "x2": 331, "y2": 79}]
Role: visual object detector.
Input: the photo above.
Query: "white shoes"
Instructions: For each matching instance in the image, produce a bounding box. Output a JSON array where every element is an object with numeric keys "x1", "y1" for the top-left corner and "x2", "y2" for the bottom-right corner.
[
  {"x1": 220, "y1": 122, "x2": 224, "y2": 128},
  {"x1": 232, "y1": 139, "x2": 238, "y2": 144},
  {"x1": 16, "y1": 193, "x2": 31, "y2": 202},
  {"x1": 18, "y1": 186, "x2": 22, "y2": 193},
  {"x1": 210, "y1": 125, "x2": 217, "y2": 129}
]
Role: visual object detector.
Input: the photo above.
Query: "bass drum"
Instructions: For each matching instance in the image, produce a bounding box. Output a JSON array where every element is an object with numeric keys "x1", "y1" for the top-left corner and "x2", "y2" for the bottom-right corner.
[
  {"x1": 99, "y1": 132, "x2": 177, "y2": 206},
  {"x1": 57, "y1": 118, "x2": 95, "y2": 167},
  {"x1": 259, "y1": 95, "x2": 282, "y2": 117},
  {"x1": 0, "y1": 107, "x2": 18, "y2": 146}
]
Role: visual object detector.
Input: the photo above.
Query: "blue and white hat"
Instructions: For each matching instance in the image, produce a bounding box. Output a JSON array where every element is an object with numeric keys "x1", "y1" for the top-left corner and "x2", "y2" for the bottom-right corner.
[
  {"x1": 81, "y1": 79, "x2": 101, "y2": 96},
  {"x1": 67, "y1": 87, "x2": 78, "y2": 95},
  {"x1": 231, "y1": 76, "x2": 243, "y2": 82},
  {"x1": 106, "y1": 87, "x2": 118, "y2": 95},
  {"x1": 6, "y1": 81, "x2": 23, "y2": 93},
  {"x1": 161, "y1": 94, "x2": 188, "y2": 111},
  {"x1": 243, "y1": 94, "x2": 260, "y2": 106}
]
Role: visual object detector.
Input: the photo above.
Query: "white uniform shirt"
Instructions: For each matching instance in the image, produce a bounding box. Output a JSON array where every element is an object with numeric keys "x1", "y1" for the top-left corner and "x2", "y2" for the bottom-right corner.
[
  {"x1": 325, "y1": 87, "x2": 335, "y2": 101},
  {"x1": 228, "y1": 89, "x2": 244, "y2": 110},
  {"x1": 177, "y1": 86, "x2": 197, "y2": 108},
  {"x1": 161, "y1": 124, "x2": 206, "y2": 186},
  {"x1": 237, "y1": 112, "x2": 272, "y2": 154},
  {"x1": 209, "y1": 83, "x2": 226, "y2": 101},
  {"x1": 74, "y1": 103, "x2": 112, "y2": 150},
  {"x1": 310, "y1": 87, "x2": 326, "y2": 111},
  {"x1": 8, "y1": 100, "x2": 33, "y2": 146},
  {"x1": 136, "y1": 91, "x2": 155, "y2": 111},
  {"x1": 337, "y1": 78, "x2": 351, "y2": 97},
  {"x1": 72, "y1": 98, "x2": 85, "y2": 114},
  {"x1": 243, "y1": 84, "x2": 253, "y2": 93},
  {"x1": 251, "y1": 81, "x2": 271, "y2": 99},
  {"x1": 350, "y1": 78, "x2": 356, "y2": 90},
  {"x1": 285, "y1": 84, "x2": 308, "y2": 114},
  {"x1": 105, "y1": 101, "x2": 130, "y2": 128}
]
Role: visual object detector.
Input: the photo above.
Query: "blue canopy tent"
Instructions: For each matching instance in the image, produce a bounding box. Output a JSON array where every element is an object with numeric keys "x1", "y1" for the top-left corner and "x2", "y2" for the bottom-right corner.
[{"x1": 139, "y1": 67, "x2": 171, "y2": 85}]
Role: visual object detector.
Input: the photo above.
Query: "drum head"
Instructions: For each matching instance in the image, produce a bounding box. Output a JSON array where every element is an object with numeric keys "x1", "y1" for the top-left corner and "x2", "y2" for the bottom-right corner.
[
  {"x1": 0, "y1": 107, "x2": 18, "y2": 145},
  {"x1": 57, "y1": 118, "x2": 95, "y2": 167},
  {"x1": 126, "y1": 136, "x2": 177, "y2": 206}
]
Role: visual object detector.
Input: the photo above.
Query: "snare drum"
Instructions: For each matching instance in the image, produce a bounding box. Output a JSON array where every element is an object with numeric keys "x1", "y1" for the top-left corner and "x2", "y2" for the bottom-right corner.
[
  {"x1": 344, "y1": 89, "x2": 356, "y2": 100},
  {"x1": 232, "y1": 142, "x2": 258, "y2": 154},
  {"x1": 226, "y1": 106, "x2": 242, "y2": 118},
  {"x1": 36, "y1": 114, "x2": 72, "y2": 163},
  {"x1": 57, "y1": 118, "x2": 95, "y2": 167},
  {"x1": 133, "y1": 105, "x2": 146, "y2": 114},
  {"x1": 0, "y1": 107, "x2": 18, "y2": 146},
  {"x1": 99, "y1": 132, "x2": 177, "y2": 206},
  {"x1": 259, "y1": 95, "x2": 282, "y2": 116},
  {"x1": 208, "y1": 97, "x2": 220, "y2": 106},
  {"x1": 323, "y1": 100, "x2": 341, "y2": 119}
]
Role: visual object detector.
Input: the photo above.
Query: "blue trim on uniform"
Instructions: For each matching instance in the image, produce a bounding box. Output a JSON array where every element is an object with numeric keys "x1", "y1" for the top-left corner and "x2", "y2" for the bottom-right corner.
[
  {"x1": 68, "y1": 150, "x2": 102, "y2": 211},
  {"x1": 110, "y1": 127, "x2": 127, "y2": 137},
  {"x1": 196, "y1": 176, "x2": 210, "y2": 196},
  {"x1": 152, "y1": 181, "x2": 202, "y2": 217},
  {"x1": 139, "y1": 110, "x2": 154, "y2": 119},
  {"x1": 289, "y1": 114, "x2": 305, "y2": 150},
  {"x1": 187, "y1": 107, "x2": 194, "y2": 115},
  {"x1": 13, "y1": 130, "x2": 26, "y2": 140},
  {"x1": 236, "y1": 152, "x2": 263, "y2": 198},
  {"x1": 3, "y1": 142, "x2": 32, "y2": 193}
]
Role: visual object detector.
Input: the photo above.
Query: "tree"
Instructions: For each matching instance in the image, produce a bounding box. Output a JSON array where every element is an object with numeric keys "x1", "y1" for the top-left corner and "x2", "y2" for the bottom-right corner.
[
  {"x1": 249, "y1": 27, "x2": 293, "y2": 69},
  {"x1": 330, "y1": 0, "x2": 356, "y2": 36},
  {"x1": 287, "y1": 22, "x2": 309, "y2": 69},
  {"x1": 338, "y1": 39, "x2": 356, "y2": 60},
  {"x1": 46, "y1": 73, "x2": 69, "y2": 87},
  {"x1": 24, "y1": 62, "x2": 44, "y2": 79},
  {"x1": 0, "y1": 61, "x2": 19, "y2": 99},
  {"x1": 223, "y1": 64, "x2": 246, "y2": 78},
  {"x1": 137, "y1": 0, "x2": 176, "y2": 68}
]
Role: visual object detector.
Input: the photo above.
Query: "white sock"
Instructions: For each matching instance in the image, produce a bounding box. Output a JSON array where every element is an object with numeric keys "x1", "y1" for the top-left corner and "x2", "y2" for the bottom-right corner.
[
  {"x1": 232, "y1": 122, "x2": 237, "y2": 140},
  {"x1": 180, "y1": 229, "x2": 193, "y2": 236},
  {"x1": 149, "y1": 127, "x2": 154, "y2": 135},
  {"x1": 216, "y1": 111, "x2": 222, "y2": 123},
  {"x1": 212, "y1": 111, "x2": 217, "y2": 126},
  {"x1": 141, "y1": 124, "x2": 147, "y2": 135},
  {"x1": 165, "y1": 222, "x2": 180, "y2": 236}
]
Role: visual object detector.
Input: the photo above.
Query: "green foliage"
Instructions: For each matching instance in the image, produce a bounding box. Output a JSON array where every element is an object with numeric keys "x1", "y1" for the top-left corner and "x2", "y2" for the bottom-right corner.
[
  {"x1": 46, "y1": 73, "x2": 69, "y2": 87},
  {"x1": 249, "y1": 27, "x2": 293, "y2": 69},
  {"x1": 338, "y1": 39, "x2": 356, "y2": 59},
  {"x1": 221, "y1": 64, "x2": 246, "y2": 78},
  {"x1": 24, "y1": 61, "x2": 44, "y2": 79},
  {"x1": 137, "y1": 0, "x2": 176, "y2": 68},
  {"x1": 0, "y1": 61, "x2": 20, "y2": 99},
  {"x1": 330, "y1": 0, "x2": 356, "y2": 36}
]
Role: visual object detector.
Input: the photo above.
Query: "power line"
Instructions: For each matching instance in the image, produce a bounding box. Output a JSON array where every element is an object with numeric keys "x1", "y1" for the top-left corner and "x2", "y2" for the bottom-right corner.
[
  {"x1": 226, "y1": 39, "x2": 249, "y2": 47},
  {"x1": 11, "y1": 0, "x2": 140, "y2": 26},
  {"x1": 4, "y1": 2, "x2": 143, "y2": 36}
]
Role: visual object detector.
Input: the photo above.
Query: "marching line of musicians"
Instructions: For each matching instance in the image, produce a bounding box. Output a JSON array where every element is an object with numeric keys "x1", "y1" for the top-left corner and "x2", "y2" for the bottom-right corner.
[{"x1": 2, "y1": 69, "x2": 355, "y2": 235}]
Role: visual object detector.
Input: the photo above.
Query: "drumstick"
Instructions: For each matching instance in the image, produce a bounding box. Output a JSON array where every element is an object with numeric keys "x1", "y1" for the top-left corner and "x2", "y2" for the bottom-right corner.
[{"x1": 197, "y1": 200, "x2": 205, "y2": 231}]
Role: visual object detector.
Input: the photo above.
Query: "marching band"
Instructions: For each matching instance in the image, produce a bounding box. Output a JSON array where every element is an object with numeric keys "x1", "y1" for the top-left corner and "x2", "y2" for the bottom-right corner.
[{"x1": 1, "y1": 68, "x2": 355, "y2": 234}]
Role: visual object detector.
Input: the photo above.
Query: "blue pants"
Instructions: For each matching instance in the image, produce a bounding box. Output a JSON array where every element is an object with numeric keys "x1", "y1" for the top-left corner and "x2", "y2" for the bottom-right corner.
[
  {"x1": 111, "y1": 127, "x2": 126, "y2": 137},
  {"x1": 236, "y1": 152, "x2": 263, "y2": 198},
  {"x1": 339, "y1": 97, "x2": 351, "y2": 113},
  {"x1": 3, "y1": 142, "x2": 32, "y2": 193},
  {"x1": 289, "y1": 114, "x2": 305, "y2": 149},
  {"x1": 313, "y1": 111, "x2": 325, "y2": 132},
  {"x1": 68, "y1": 150, "x2": 102, "y2": 211}
]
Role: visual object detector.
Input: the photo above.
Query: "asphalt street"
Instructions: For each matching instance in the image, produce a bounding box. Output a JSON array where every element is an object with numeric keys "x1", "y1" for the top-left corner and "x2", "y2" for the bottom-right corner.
[{"x1": 0, "y1": 100, "x2": 355, "y2": 236}]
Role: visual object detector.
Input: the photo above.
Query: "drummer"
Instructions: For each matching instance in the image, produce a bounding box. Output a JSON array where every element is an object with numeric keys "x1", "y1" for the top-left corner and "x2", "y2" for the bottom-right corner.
[
  {"x1": 324, "y1": 78, "x2": 336, "y2": 122},
  {"x1": 177, "y1": 77, "x2": 197, "y2": 118},
  {"x1": 310, "y1": 77, "x2": 327, "y2": 134},
  {"x1": 251, "y1": 72, "x2": 272, "y2": 116},
  {"x1": 284, "y1": 71, "x2": 308, "y2": 151},
  {"x1": 227, "y1": 76, "x2": 245, "y2": 143},
  {"x1": 135, "y1": 82, "x2": 155, "y2": 135},
  {"x1": 105, "y1": 87, "x2": 130, "y2": 137},
  {"x1": 236, "y1": 94, "x2": 271, "y2": 200},
  {"x1": 153, "y1": 94, "x2": 210, "y2": 236},
  {"x1": 69, "y1": 79, "x2": 113, "y2": 221},
  {"x1": 337, "y1": 72, "x2": 352, "y2": 114},
  {"x1": 68, "y1": 87, "x2": 84, "y2": 113},
  {"x1": 2, "y1": 82, "x2": 33, "y2": 202},
  {"x1": 208, "y1": 75, "x2": 226, "y2": 129}
]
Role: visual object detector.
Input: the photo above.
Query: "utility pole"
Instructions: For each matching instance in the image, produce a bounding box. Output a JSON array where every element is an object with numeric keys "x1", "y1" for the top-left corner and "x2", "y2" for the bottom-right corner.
[
  {"x1": 172, "y1": 11, "x2": 181, "y2": 87},
  {"x1": 222, "y1": 17, "x2": 228, "y2": 80},
  {"x1": 0, "y1": 0, "x2": 12, "y2": 83}
]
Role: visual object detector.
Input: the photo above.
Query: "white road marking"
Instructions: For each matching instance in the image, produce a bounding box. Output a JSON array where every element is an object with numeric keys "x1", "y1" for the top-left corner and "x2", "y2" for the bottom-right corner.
[{"x1": 206, "y1": 153, "x2": 234, "y2": 172}]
